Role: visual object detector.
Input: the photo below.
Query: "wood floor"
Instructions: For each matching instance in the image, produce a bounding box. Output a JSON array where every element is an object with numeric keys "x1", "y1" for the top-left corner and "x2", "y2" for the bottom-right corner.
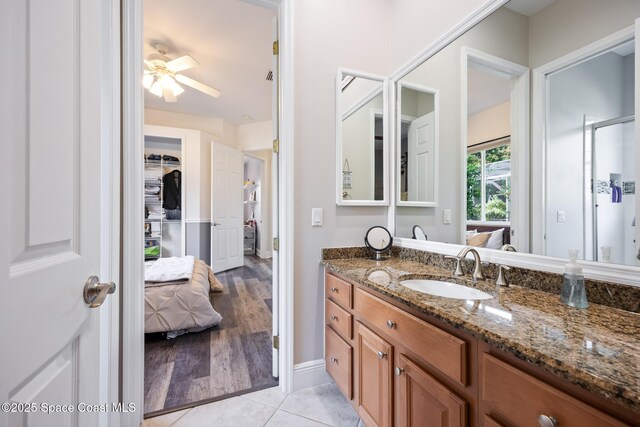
[{"x1": 144, "y1": 256, "x2": 277, "y2": 415}]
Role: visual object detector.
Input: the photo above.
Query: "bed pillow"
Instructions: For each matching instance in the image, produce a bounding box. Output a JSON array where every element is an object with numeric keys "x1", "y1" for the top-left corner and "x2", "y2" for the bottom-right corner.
[
  {"x1": 486, "y1": 228, "x2": 505, "y2": 249},
  {"x1": 208, "y1": 267, "x2": 224, "y2": 292},
  {"x1": 467, "y1": 232, "x2": 490, "y2": 247}
]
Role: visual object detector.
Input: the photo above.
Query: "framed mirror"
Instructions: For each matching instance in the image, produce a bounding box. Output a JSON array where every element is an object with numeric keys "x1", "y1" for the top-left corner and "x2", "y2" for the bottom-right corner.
[
  {"x1": 391, "y1": 0, "x2": 640, "y2": 271},
  {"x1": 336, "y1": 68, "x2": 388, "y2": 206},
  {"x1": 396, "y1": 82, "x2": 439, "y2": 207}
]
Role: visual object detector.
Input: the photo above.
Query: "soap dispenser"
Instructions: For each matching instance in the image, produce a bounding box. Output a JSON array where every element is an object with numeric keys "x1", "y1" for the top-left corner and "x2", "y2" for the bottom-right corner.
[{"x1": 560, "y1": 250, "x2": 588, "y2": 309}]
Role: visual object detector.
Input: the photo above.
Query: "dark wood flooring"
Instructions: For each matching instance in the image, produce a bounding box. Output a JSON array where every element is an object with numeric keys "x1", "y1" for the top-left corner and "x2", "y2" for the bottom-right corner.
[{"x1": 144, "y1": 256, "x2": 277, "y2": 415}]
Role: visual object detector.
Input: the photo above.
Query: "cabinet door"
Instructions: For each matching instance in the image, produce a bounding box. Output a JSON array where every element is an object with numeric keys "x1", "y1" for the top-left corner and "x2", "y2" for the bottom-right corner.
[
  {"x1": 396, "y1": 354, "x2": 467, "y2": 427},
  {"x1": 357, "y1": 322, "x2": 393, "y2": 427}
]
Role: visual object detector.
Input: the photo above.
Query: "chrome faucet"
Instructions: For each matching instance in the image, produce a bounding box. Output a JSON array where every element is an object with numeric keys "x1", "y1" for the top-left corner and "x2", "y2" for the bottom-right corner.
[{"x1": 456, "y1": 247, "x2": 486, "y2": 281}]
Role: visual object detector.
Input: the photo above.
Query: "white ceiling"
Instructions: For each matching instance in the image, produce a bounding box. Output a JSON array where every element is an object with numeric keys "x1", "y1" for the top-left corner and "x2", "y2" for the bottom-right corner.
[
  {"x1": 467, "y1": 66, "x2": 511, "y2": 115},
  {"x1": 505, "y1": 0, "x2": 556, "y2": 17},
  {"x1": 144, "y1": 0, "x2": 276, "y2": 124}
]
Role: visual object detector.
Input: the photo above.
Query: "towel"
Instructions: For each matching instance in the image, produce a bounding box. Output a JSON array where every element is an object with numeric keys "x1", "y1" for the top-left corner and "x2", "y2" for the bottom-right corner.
[{"x1": 145, "y1": 255, "x2": 195, "y2": 283}]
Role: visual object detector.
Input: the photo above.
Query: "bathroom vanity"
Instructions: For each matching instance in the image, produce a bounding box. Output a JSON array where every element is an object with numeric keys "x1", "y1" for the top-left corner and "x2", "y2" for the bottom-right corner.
[{"x1": 322, "y1": 249, "x2": 639, "y2": 427}]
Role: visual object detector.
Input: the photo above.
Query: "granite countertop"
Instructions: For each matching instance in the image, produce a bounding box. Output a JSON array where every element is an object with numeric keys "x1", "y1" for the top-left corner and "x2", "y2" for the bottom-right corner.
[{"x1": 322, "y1": 256, "x2": 640, "y2": 413}]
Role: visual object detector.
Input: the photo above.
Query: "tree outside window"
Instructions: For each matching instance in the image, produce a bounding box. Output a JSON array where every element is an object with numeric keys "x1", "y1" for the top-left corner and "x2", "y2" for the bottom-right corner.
[{"x1": 466, "y1": 143, "x2": 511, "y2": 222}]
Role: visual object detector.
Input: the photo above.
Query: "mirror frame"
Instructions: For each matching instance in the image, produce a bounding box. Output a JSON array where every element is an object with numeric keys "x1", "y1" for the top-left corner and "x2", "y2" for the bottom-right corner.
[
  {"x1": 336, "y1": 67, "x2": 389, "y2": 206},
  {"x1": 396, "y1": 81, "x2": 440, "y2": 207},
  {"x1": 386, "y1": 0, "x2": 640, "y2": 287}
]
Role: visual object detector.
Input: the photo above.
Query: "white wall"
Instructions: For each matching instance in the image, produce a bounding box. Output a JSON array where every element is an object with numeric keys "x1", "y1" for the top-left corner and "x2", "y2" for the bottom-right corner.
[
  {"x1": 238, "y1": 120, "x2": 273, "y2": 151},
  {"x1": 467, "y1": 101, "x2": 510, "y2": 146},
  {"x1": 145, "y1": 108, "x2": 238, "y2": 148},
  {"x1": 292, "y1": 0, "x2": 488, "y2": 366}
]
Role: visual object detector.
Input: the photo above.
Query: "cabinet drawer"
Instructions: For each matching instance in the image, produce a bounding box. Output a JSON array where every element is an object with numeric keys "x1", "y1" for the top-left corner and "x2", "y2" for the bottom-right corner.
[
  {"x1": 481, "y1": 354, "x2": 627, "y2": 427},
  {"x1": 355, "y1": 288, "x2": 467, "y2": 386},
  {"x1": 325, "y1": 326, "x2": 353, "y2": 400},
  {"x1": 326, "y1": 298, "x2": 353, "y2": 340},
  {"x1": 326, "y1": 273, "x2": 353, "y2": 309}
]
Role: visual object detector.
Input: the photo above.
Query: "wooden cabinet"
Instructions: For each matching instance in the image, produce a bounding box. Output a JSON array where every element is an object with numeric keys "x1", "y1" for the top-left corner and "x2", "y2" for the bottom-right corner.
[
  {"x1": 480, "y1": 354, "x2": 627, "y2": 427},
  {"x1": 325, "y1": 326, "x2": 353, "y2": 399},
  {"x1": 357, "y1": 322, "x2": 393, "y2": 427},
  {"x1": 396, "y1": 354, "x2": 467, "y2": 427}
]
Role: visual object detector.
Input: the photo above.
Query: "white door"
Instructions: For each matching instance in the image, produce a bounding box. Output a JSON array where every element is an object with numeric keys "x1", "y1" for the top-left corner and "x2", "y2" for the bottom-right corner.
[
  {"x1": 408, "y1": 112, "x2": 436, "y2": 201},
  {"x1": 211, "y1": 143, "x2": 244, "y2": 272},
  {"x1": 0, "y1": 1, "x2": 114, "y2": 426},
  {"x1": 271, "y1": 16, "x2": 280, "y2": 378}
]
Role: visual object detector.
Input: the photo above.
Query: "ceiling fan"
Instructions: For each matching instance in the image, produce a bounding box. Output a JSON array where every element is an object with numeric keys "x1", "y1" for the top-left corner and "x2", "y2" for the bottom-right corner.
[{"x1": 143, "y1": 42, "x2": 221, "y2": 102}]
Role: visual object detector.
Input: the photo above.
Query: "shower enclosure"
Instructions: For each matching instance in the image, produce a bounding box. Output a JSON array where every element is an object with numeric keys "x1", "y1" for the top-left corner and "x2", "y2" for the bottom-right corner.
[{"x1": 586, "y1": 115, "x2": 636, "y2": 265}]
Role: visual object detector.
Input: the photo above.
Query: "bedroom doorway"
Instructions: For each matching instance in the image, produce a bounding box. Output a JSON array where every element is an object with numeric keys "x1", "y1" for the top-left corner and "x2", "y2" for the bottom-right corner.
[{"x1": 139, "y1": 0, "x2": 281, "y2": 418}]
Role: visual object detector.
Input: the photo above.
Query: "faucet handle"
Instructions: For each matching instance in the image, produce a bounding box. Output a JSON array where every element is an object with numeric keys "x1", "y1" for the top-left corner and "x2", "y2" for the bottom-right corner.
[
  {"x1": 496, "y1": 264, "x2": 511, "y2": 287},
  {"x1": 444, "y1": 255, "x2": 465, "y2": 277}
]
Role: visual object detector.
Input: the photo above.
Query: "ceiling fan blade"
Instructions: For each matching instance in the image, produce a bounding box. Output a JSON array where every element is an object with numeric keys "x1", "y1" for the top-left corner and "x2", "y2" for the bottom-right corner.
[
  {"x1": 162, "y1": 86, "x2": 177, "y2": 103},
  {"x1": 166, "y1": 55, "x2": 199, "y2": 72},
  {"x1": 175, "y1": 74, "x2": 221, "y2": 98},
  {"x1": 144, "y1": 59, "x2": 156, "y2": 70}
]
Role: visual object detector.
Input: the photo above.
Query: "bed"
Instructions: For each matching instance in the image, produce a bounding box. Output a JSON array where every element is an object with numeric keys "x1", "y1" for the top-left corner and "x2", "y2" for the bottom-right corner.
[{"x1": 144, "y1": 256, "x2": 223, "y2": 334}]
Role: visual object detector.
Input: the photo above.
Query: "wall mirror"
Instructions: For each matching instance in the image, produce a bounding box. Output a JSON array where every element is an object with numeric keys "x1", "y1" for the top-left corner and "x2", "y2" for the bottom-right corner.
[
  {"x1": 336, "y1": 68, "x2": 388, "y2": 206},
  {"x1": 396, "y1": 82, "x2": 439, "y2": 207},
  {"x1": 392, "y1": 0, "x2": 639, "y2": 268}
]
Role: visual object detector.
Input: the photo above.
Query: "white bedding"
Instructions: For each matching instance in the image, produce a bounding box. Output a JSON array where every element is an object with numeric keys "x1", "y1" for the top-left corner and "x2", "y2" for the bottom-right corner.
[
  {"x1": 145, "y1": 258, "x2": 222, "y2": 334},
  {"x1": 145, "y1": 255, "x2": 195, "y2": 283}
]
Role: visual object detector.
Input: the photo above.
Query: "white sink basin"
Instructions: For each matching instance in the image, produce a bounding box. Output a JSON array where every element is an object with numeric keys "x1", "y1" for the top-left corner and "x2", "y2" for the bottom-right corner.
[{"x1": 400, "y1": 279, "x2": 493, "y2": 300}]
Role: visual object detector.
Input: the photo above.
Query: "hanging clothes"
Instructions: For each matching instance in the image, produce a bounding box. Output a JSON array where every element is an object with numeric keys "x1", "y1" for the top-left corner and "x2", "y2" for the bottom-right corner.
[{"x1": 163, "y1": 169, "x2": 182, "y2": 210}]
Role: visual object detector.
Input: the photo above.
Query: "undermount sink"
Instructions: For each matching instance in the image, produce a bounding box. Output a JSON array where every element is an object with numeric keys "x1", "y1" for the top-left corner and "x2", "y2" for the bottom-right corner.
[{"x1": 400, "y1": 279, "x2": 493, "y2": 300}]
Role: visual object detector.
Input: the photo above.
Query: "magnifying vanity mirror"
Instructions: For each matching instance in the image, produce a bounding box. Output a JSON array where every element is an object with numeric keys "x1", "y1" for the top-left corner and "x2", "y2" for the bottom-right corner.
[
  {"x1": 392, "y1": 0, "x2": 640, "y2": 268},
  {"x1": 336, "y1": 69, "x2": 388, "y2": 205},
  {"x1": 364, "y1": 226, "x2": 393, "y2": 260}
]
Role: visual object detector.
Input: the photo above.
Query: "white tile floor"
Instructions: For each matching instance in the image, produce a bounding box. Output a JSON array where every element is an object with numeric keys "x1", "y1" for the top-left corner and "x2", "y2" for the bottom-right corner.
[{"x1": 142, "y1": 383, "x2": 364, "y2": 427}]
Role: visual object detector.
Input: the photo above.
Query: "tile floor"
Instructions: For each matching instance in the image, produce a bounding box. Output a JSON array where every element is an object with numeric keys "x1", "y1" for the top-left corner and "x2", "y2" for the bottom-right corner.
[{"x1": 142, "y1": 383, "x2": 366, "y2": 427}]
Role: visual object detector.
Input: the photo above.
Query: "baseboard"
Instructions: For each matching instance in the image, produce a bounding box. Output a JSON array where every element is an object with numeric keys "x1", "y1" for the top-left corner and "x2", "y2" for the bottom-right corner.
[
  {"x1": 292, "y1": 359, "x2": 332, "y2": 391},
  {"x1": 256, "y1": 249, "x2": 273, "y2": 259}
]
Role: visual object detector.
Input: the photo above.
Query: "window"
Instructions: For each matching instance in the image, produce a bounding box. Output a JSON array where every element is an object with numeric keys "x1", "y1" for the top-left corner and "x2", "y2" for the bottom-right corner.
[{"x1": 467, "y1": 141, "x2": 511, "y2": 223}]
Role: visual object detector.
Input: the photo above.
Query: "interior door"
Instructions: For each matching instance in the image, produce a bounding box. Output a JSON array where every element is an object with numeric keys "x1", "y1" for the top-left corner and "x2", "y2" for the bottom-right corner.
[
  {"x1": 211, "y1": 142, "x2": 244, "y2": 272},
  {"x1": 408, "y1": 112, "x2": 436, "y2": 201},
  {"x1": 0, "y1": 0, "x2": 114, "y2": 426},
  {"x1": 271, "y1": 15, "x2": 280, "y2": 378}
]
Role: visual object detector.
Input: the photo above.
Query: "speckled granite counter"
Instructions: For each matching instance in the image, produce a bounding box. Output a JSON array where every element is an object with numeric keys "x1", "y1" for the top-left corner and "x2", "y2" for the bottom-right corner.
[{"x1": 322, "y1": 254, "x2": 640, "y2": 413}]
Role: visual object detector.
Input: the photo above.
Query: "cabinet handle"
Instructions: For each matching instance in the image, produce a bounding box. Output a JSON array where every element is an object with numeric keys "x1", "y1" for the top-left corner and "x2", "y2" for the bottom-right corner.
[
  {"x1": 330, "y1": 314, "x2": 337, "y2": 321},
  {"x1": 386, "y1": 320, "x2": 396, "y2": 329},
  {"x1": 538, "y1": 415, "x2": 558, "y2": 427},
  {"x1": 330, "y1": 357, "x2": 338, "y2": 364},
  {"x1": 330, "y1": 287, "x2": 338, "y2": 293},
  {"x1": 377, "y1": 351, "x2": 387, "y2": 360},
  {"x1": 394, "y1": 367, "x2": 404, "y2": 376}
]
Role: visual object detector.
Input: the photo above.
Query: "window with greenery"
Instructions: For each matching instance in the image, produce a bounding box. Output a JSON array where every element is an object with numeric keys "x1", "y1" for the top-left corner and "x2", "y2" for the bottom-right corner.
[{"x1": 466, "y1": 143, "x2": 511, "y2": 222}]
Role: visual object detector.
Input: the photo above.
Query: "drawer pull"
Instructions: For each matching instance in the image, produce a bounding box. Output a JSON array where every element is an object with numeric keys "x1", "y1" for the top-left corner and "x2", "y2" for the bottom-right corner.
[
  {"x1": 330, "y1": 287, "x2": 338, "y2": 293},
  {"x1": 538, "y1": 415, "x2": 558, "y2": 427},
  {"x1": 377, "y1": 351, "x2": 387, "y2": 360},
  {"x1": 330, "y1": 356, "x2": 338, "y2": 364},
  {"x1": 386, "y1": 320, "x2": 396, "y2": 329},
  {"x1": 330, "y1": 314, "x2": 338, "y2": 321},
  {"x1": 394, "y1": 367, "x2": 404, "y2": 376}
]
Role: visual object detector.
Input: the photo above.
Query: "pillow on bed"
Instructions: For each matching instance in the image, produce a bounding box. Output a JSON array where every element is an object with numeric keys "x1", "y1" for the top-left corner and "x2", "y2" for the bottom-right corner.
[
  {"x1": 485, "y1": 228, "x2": 505, "y2": 250},
  {"x1": 467, "y1": 232, "x2": 490, "y2": 248},
  {"x1": 208, "y1": 267, "x2": 224, "y2": 292}
]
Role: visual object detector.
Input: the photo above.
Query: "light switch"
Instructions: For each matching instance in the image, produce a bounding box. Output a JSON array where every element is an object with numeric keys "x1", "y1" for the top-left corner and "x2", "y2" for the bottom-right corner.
[
  {"x1": 312, "y1": 208, "x2": 323, "y2": 227},
  {"x1": 557, "y1": 210, "x2": 566, "y2": 223},
  {"x1": 443, "y1": 209, "x2": 452, "y2": 224}
]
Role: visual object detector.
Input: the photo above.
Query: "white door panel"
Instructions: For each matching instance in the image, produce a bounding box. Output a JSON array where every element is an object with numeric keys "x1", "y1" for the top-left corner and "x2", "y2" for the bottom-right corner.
[
  {"x1": 211, "y1": 143, "x2": 244, "y2": 272},
  {"x1": 408, "y1": 112, "x2": 435, "y2": 201},
  {"x1": 1, "y1": 0, "x2": 110, "y2": 425},
  {"x1": 271, "y1": 16, "x2": 280, "y2": 378}
]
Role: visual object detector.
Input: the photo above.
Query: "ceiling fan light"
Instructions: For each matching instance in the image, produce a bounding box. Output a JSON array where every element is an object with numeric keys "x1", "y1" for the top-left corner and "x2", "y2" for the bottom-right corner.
[
  {"x1": 159, "y1": 74, "x2": 175, "y2": 88},
  {"x1": 171, "y1": 82, "x2": 185, "y2": 97},
  {"x1": 142, "y1": 74, "x2": 154, "y2": 89},
  {"x1": 149, "y1": 81, "x2": 163, "y2": 97}
]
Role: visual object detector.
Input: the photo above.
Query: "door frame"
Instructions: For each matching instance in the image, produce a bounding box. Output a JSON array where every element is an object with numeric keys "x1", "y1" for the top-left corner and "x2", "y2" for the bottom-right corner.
[{"x1": 120, "y1": 1, "x2": 295, "y2": 425}]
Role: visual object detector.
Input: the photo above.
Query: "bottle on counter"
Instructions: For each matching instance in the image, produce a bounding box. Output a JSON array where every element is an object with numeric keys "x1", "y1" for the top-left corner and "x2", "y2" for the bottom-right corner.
[{"x1": 560, "y1": 250, "x2": 588, "y2": 309}]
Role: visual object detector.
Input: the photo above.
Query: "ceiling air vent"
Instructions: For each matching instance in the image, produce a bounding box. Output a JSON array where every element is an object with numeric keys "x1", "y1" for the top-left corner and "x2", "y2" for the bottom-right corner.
[{"x1": 266, "y1": 70, "x2": 273, "y2": 81}]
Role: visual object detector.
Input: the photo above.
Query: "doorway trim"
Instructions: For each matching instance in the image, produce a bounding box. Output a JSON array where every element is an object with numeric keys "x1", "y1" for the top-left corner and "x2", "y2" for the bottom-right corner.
[
  {"x1": 531, "y1": 24, "x2": 635, "y2": 256},
  {"x1": 120, "y1": 1, "x2": 295, "y2": 425}
]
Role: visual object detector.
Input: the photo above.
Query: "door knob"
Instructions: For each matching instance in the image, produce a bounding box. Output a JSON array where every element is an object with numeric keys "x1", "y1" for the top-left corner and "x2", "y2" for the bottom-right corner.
[
  {"x1": 395, "y1": 367, "x2": 404, "y2": 376},
  {"x1": 83, "y1": 276, "x2": 116, "y2": 308},
  {"x1": 377, "y1": 351, "x2": 387, "y2": 360}
]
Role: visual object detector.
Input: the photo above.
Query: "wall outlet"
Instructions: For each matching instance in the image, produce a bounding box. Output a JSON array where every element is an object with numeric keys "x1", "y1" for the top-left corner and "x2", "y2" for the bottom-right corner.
[
  {"x1": 557, "y1": 210, "x2": 566, "y2": 223},
  {"x1": 443, "y1": 209, "x2": 452, "y2": 224},
  {"x1": 311, "y1": 208, "x2": 323, "y2": 227}
]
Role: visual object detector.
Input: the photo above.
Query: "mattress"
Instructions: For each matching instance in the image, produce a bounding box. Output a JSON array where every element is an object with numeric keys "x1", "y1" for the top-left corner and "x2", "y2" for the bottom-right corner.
[{"x1": 145, "y1": 259, "x2": 222, "y2": 334}]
